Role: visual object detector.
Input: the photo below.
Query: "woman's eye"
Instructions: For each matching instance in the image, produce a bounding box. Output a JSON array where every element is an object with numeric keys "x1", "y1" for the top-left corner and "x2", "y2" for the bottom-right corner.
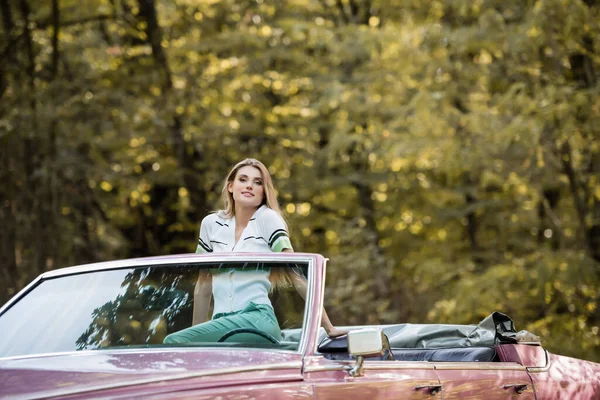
[{"x1": 255, "y1": 181, "x2": 263, "y2": 186}]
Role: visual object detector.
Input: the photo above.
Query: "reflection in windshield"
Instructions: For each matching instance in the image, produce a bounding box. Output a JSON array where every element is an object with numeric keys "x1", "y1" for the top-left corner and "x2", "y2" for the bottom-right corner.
[
  {"x1": 0, "y1": 262, "x2": 307, "y2": 358},
  {"x1": 76, "y1": 266, "x2": 195, "y2": 350}
]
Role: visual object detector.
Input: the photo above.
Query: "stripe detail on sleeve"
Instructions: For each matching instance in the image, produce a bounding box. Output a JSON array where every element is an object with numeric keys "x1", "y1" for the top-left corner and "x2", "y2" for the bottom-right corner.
[
  {"x1": 268, "y1": 229, "x2": 292, "y2": 252},
  {"x1": 268, "y1": 229, "x2": 288, "y2": 247},
  {"x1": 197, "y1": 238, "x2": 213, "y2": 253}
]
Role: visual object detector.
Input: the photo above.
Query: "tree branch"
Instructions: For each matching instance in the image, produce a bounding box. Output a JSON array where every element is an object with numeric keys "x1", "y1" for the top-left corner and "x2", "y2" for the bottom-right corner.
[{"x1": 36, "y1": 13, "x2": 113, "y2": 30}]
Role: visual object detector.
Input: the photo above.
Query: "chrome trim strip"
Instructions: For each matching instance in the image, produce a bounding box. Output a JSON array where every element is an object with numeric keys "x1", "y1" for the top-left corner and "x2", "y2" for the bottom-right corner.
[
  {"x1": 304, "y1": 364, "x2": 351, "y2": 373},
  {"x1": 526, "y1": 350, "x2": 550, "y2": 373},
  {"x1": 363, "y1": 362, "x2": 437, "y2": 370},
  {"x1": 0, "y1": 346, "x2": 300, "y2": 362},
  {"x1": 434, "y1": 362, "x2": 527, "y2": 371},
  {"x1": 527, "y1": 366, "x2": 550, "y2": 373},
  {"x1": 6, "y1": 361, "x2": 303, "y2": 400},
  {"x1": 305, "y1": 361, "x2": 436, "y2": 373}
]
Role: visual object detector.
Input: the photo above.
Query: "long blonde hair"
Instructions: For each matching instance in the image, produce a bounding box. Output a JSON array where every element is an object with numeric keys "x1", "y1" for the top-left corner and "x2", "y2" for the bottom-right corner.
[{"x1": 219, "y1": 158, "x2": 292, "y2": 289}]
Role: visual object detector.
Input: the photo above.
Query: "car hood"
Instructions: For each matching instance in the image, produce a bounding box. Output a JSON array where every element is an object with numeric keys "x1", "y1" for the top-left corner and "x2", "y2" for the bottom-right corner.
[{"x1": 0, "y1": 348, "x2": 303, "y2": 399}]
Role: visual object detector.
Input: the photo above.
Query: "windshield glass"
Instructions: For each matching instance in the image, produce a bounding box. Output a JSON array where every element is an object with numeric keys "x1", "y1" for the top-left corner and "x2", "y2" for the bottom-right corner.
[{"x1": 0, "y1": 261, "x2": 309, "y2": 358}]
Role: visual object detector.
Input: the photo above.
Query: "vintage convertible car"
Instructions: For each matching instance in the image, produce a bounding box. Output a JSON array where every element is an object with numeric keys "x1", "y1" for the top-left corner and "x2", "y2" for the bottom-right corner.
[{"x1": 1, "y1": 252, "x2": 599, "y2": 399}]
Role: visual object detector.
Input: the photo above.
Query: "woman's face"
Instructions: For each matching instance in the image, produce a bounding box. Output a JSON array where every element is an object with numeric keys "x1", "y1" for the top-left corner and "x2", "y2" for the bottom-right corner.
[{"x1": 228, "y1": 165, "x2": 265, "y2": 210}]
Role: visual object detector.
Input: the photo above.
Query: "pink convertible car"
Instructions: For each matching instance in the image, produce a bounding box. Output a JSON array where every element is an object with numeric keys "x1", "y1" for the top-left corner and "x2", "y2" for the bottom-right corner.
[{"x1": 1, "y1": 253, "x2": 599, "y2": 399}]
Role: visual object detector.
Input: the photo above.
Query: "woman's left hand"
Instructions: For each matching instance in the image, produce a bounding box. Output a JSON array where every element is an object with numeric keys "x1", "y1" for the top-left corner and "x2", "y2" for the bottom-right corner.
[{"x1": 325, "y1": 327, "x2": 349, "y2": 338}]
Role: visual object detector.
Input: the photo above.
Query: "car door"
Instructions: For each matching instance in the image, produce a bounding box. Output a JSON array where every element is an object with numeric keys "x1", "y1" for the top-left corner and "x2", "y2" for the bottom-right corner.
[
  {"x1": 434, "y1": 361, "x2": 535, "y2": 399},
  {"x1": 303, "y1": 355, "x2": 443, "y2": 399}
]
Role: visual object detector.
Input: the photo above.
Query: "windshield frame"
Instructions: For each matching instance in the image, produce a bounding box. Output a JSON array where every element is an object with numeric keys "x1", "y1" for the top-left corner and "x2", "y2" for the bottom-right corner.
[{"x1": 0, "y1": 253, "x2": 319, "y2": 359}]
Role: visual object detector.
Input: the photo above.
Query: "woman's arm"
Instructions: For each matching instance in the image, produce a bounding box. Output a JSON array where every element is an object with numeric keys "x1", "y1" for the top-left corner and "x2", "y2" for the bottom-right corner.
[
  {"x1": 283, "y1": 251, "x2": 348, "y2": 337},
  {"x1": 192, "y1": 273, "x2": 212, "y2": 326}
]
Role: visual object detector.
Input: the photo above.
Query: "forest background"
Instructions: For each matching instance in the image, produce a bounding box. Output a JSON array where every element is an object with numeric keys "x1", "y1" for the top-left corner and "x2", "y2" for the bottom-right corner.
[{"x1": 1, "y1": 0, "x2": 599, "y2": 362}]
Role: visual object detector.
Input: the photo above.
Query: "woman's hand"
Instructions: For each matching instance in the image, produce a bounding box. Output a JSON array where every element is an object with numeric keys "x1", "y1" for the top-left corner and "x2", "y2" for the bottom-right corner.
[{"x1": 325, "y1": 326, "x2": 349, "y2": 338}]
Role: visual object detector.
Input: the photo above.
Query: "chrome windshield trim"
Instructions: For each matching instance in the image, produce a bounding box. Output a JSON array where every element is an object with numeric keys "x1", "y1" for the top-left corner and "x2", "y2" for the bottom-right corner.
[
  {"x1": 297, "y1": 257, "x2": 315, "y2": 356},
  {"x1": 311, "y1": 257, "x2": 327, "y2": 355},
  {"x1": 39, "y1": 253, "x2": 316, "y2": 278},
  {"x1": 6, "y1": 361, "x2": 303, "y2": 400},
  {"x1": 0, "y1": 276, "x2": 42, "y2": 316}
]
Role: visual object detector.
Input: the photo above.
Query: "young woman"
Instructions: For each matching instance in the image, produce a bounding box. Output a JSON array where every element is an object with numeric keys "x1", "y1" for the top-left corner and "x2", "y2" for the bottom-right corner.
[{"x1": 164, "y1": 158, "x2": 345, "y2": 344}]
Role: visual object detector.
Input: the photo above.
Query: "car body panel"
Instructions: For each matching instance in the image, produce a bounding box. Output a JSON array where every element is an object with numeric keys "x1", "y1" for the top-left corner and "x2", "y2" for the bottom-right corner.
[
  {"x1": 0, "y1": 349, "x2": 303, "y2": 399},
  {"x1": 527, "y1": 352, "x2": 600, "y2": 400},
  {"x1": 139, "y1": 382, "x2": 314, "y2": 400},
  {"x1": 435, "y1": 365, "x2": 535, "y2": 399},
  {"x1": 303, "y1": 356, "x2": 442, "y2": 399},
  {"x1": 496, "y1": 343, "x2": 600, "y2": 399},
  {"x1": 495, "y1": 344, "x2": 547, "y2": 367}
]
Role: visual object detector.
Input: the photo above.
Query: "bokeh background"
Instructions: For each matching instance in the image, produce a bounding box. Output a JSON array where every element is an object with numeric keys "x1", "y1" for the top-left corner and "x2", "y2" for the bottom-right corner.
[{"x1": 1, "y1": 0, "x2": 599, "y2": 361}]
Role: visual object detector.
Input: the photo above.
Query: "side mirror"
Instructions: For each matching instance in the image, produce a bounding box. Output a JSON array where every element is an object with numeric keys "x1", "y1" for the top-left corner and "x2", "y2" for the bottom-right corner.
[
  {"x1": 347, "y1": 328, "x2": 391, "y2": 377},
  {"x1": 348, "y1": 328, "x2": 386, "y2": 357}
]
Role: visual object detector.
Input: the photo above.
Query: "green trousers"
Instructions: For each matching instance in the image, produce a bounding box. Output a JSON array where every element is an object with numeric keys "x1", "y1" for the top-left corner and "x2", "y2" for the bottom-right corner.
[{"x1": 163, "y1": 302, "x2": 280, "y2": 344}]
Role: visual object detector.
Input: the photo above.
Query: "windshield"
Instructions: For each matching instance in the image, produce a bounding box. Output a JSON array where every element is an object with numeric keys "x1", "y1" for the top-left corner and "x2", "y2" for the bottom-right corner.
[{"x1": 0, "y1": 261, "x2": 309, "y2": 358}]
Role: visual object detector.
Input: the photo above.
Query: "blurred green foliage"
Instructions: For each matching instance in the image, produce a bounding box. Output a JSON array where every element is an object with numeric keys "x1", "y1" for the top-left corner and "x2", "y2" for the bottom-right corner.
[{"x1": 1, "y1": 0, "x2": 599, "y2": 361}]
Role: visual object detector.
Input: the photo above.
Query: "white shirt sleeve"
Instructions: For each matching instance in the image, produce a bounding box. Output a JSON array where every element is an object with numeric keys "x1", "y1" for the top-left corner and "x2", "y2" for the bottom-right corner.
[
  {"x1": 259, "y1": 209, "x2": 293, "y2": 252},
  {"x1": 196, "y1": 215, "x2": 214, "y2": 253}
]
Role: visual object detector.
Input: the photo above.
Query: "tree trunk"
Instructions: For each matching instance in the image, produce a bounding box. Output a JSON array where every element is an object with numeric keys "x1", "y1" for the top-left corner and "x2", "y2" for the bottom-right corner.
[
  {"x1": 349, "y1": 142, "x2": 389, "y2": 298},
  {"x1": 18, "y1": 0, "x2": 47, "y2": 279},
  {"x1": 0, "y1": 142, "x2": 18, "y2": 305},
  {"x1": 560, "y1": 140, "x2": 594, "y2": 256},
  {"x1": 137, "y1": 0, "x2": 207, "y2": 219},
  {"x1": 566, "y1": 5, "x2": 598, "y2": 260},
  {"x1": 0, "y1": 0, "x2": 16, "y2": 98}
]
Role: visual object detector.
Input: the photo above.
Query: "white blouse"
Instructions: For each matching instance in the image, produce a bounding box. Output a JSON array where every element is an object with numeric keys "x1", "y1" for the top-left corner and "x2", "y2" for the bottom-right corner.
[{"x1": 195, "y1": 205, "x2": 293, "y2": 316}]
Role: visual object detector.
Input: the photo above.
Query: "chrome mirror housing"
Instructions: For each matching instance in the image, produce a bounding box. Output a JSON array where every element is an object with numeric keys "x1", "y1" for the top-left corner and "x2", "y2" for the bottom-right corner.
[{"x1": 347, "y1": 328, "x2": 387, "y2": 377}]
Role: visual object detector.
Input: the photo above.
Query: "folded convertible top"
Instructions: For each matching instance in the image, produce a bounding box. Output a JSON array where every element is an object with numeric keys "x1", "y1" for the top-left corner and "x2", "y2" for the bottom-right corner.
[{"x1": 283, "y1": 312, "x2": 540, "y2": 349}]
